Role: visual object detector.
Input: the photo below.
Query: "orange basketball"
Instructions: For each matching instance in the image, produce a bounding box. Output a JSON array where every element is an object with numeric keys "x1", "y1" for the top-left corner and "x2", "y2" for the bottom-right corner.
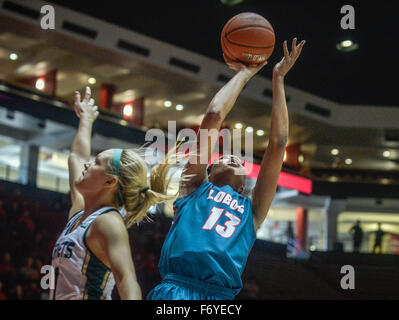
[{"x1": 221, "y1": 12, "x2": 275, "y2": 65}]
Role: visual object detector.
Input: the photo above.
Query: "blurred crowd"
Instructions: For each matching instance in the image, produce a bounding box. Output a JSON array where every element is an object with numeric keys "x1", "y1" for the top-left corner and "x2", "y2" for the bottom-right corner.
[
  {"x1": 0, "y1": 183, "x2": 72, "y2": 300},
  {"x1": 2, "y1": 180, "x2": 397, "y2": 300},
  {"x1": 0, "y1": 182, "x2": 260, "y2": 300},
  {"x1": 0, "y1": 182, "x2": 169, "y2": 300}
]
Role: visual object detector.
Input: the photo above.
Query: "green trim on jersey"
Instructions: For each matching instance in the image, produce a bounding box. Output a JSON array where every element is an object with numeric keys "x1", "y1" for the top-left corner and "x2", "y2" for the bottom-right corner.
[
  {"x1": 81, "y1": 208, "x2": 122, "y2": 300},
  {"x1": 82, "y1": 251, "x2": 111, "y2": 300},
  {"x1": 67, "y1": 209, "x2": 83, "y2": 222},
  {"x1": 64, "y1": 211, "x2": 84, "y2": 235}
]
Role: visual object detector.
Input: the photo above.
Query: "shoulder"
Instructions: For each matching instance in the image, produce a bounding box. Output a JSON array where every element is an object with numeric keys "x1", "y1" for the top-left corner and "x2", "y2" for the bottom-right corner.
[{"x1": 90, "y1": 210, "x2": 128, "y2": 242}]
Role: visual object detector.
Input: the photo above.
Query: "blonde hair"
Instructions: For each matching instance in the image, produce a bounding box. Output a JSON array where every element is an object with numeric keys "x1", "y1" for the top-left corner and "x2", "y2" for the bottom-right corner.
[{"x1": 105, "y1": 146, "x2": 189, "y2": 228}]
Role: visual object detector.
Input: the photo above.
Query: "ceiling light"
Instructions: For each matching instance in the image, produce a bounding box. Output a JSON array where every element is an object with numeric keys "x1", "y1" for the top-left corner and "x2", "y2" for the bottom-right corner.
[
  {"x1": 35, "y1": 78, "x2": 45, "y2": 91},
  {"x1": 164, "y1": 100, "x2": 172, "y2": 108},
  {"x1": 298, "y1": 154, "x2": 304, "y2": 163},
  {"x1": 176, "y1": 104, "x2": 184, "y2": 111},
  {"x1": 256, "y1": 130, "x2": 265, "y2": 137},
  {"x1": 329, "y1": 176, "x2": 339, "y2": 182},
  {"x1": 9, "y1": 53, "x2": 18, "y2": 61},
  {"x1": 336, "y1": 40, "x2": 358, "y2": 52},
  {"x1": 88, "y1": 77, "x2": 96, "y2": 85},
  {"x1": 345, "y1": 158, "x2": 352, "y2": 165},
  {"x1": 123, "y1": 104, "x2": 133, "y2": 118},
  {"x1": 220, "y1": 0, "x2": 245, "y2": 5},
  {"x1": 342, "y1": 40, "x2": 353, "y2": 48},
  {"x1": 383, "y1": 150, "x2": 391, "y2": 158},
  {"x1": 234, "y1": 123, "x2": 243, "y2": 129},
  {"x1": 331, "y1": 148, "x2": 339, "y2": 156},
  {"x1": 245, "y1": 126, "x2": 253, "y2": 133}
]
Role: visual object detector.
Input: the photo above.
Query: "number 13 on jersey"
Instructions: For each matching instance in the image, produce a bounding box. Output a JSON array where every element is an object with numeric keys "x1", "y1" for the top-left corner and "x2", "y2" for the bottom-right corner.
[{"x1": 201, "y1": 207, "x2": 241, "y2": 238}]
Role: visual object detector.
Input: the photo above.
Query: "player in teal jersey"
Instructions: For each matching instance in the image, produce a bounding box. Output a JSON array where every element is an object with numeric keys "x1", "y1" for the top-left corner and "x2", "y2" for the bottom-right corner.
[{"x1": 148, "y1": 38, "x2": 306, "y2": 300}]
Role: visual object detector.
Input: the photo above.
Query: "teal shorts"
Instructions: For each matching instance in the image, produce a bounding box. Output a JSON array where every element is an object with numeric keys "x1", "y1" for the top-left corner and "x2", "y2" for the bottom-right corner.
[{"x1": 147, "y1": 273, "x2": 236, "y2": 300}]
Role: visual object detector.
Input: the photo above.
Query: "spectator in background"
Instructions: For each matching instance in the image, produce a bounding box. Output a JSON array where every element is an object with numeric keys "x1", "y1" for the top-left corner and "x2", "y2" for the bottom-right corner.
[
  {"x1": 286, "y1": 221, "x2": 297, "y2": 257},
  {"x1": 0, "y1": 200, "x2": 7, "y2": 250},
  {"x1": 8, "y1": 284, "x2": 24, "y2": 300},
  {"x1": 349, "y1": 220, "x2": 363, "y2": 253},
  {"x1": 0, "y1": 280, "x2": 7, "y2": 300},
  {"x1": 31, "y1": 232, "x2": 45, "y2": 258},
  {"x1": 20, "y1": 257, "x2": 39, "y2": 285},
  {"x1": 0, "y1": 200, "x2": 6, "y2": 223},
  {"x1": 34, "y1": 258, "x2": 44, "y2": 272},
  {"x1": 13, "y1": 188, "x2": 22, "y2": 204},
  {"x1": 8, "y1": 200, "x2": 21, "y2": 223},
  {"x1": 0, "y1": 252, "x2": 15, "y2": 278},
  {"x1": 17, "y1": 209, "x2": 35, "y2": 234},
  {"x1": 24, "y1": 282, "x2": 41, "y2": 300},
  {"x1": 286, "y1": 221, "x2": 295, "y2": 242},
  {"x1": 373, "y1": 223, "x2": 385, "y2": 254}
]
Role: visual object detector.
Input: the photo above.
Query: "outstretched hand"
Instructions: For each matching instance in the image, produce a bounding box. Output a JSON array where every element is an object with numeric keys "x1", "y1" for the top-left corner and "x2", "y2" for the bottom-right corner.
[
  {"x1": 74, "y1": 86, "x2": 99, "y2": 122},
  {"x1": 223, "y1": 53, "x2": 268, "y2": 80},
  {"x1": 273, "y1": 38, "x2": 306, "y2": 78}
]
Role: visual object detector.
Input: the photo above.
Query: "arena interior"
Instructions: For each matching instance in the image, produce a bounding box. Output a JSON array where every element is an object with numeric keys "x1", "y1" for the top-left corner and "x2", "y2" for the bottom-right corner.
[{"x1": 0, "y1": 0, "x2": 398, "y2": 300}]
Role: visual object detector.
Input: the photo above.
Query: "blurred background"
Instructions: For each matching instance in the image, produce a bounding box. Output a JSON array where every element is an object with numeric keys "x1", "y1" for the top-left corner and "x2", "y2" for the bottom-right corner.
[{"x1": 0, "y1": 0, "x2": 398, "y2": 300}]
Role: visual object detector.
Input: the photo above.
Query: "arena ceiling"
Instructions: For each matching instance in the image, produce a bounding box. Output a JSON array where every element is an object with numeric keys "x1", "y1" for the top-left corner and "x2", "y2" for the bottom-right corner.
[
  {"x1": 0, "y1": 0, "x2": 398, "y2": 185},
  {"x1": 45, "y1": 0, "x2": 398, "y2": 106}
]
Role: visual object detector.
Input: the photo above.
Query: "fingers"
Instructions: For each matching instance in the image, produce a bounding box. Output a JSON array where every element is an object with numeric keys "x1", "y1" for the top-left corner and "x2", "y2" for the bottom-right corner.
[
  {"x1": 283, "y1": 38, "x2": 306, "y2": 60},
  {"x1": 291, "y1": 37, "x2": 297, "y2": 56},
  {"x1": 74, "y1": 105, "x2": 81, "y2": 118},
  {"x1": 74, "y1": 91, "x2": 81, "y2": 118},
  {"x1": 256, "y1": 60, "x2": 268, "y2": 70},
  {"x1": 74, "y1": 106, "x2": 81, "y2": 118},
  {"x1": 74, "y1": 91, "x2": 81, "y2": 104},
  {"x1": 83, "y1": 86, "x2": 91, "y2": 103},
  {"x1": 223, "y1": 53, "x2": 234, "y2": 66},
  {"x1": 283, "y1": 40, "x2": 289, "y2": 60},
  {"x1": 296, "y1": 40, "x2": 306, "y2": 58},
  {"x1": 73, "y1": 89, "x2": 98, "y2": 119}
]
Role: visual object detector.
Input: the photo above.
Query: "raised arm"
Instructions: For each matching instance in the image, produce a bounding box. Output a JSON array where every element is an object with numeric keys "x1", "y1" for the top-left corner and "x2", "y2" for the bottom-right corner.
[
  {"x1": 252, "y1": 38, "x2": 306, "y2": 230},
  {"x1": 68, "y1": 87, "x2": 99, "y2": 219},
  {"x1": 179, "y1": 59, "x2": 267, "y2": 198},
  {"x1": 87, "y1": 212, "x2": 142, "y2": 300}
]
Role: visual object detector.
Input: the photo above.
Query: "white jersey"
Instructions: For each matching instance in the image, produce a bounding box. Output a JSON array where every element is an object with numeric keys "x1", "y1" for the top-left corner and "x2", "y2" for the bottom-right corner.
[{"x1": 50, "y1": 207, "x2": 123, "y2": 300}]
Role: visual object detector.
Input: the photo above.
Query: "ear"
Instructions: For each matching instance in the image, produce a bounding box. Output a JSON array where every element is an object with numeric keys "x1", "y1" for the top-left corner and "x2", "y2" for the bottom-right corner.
[{"x1": 104, "y1": 176, "x2": 118, "y2": 189}]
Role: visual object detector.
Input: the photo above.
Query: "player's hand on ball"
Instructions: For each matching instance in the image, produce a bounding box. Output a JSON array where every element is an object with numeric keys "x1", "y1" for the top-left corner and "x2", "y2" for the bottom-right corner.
[
  {"x1": 74, "y1": 86, "x2": 99, "y2": 122},
  {"x1": 273, "y1": 38, "x2": 306, "y2": 78},
  {"x1": 224, "y1": 53, "x2": 268, "y2": 80}
]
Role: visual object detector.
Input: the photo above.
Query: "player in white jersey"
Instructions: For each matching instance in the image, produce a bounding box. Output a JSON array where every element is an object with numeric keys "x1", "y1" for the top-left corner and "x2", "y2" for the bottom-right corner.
[{"x1": 51, "y1": 87, "x2": 185, "y2": 300}]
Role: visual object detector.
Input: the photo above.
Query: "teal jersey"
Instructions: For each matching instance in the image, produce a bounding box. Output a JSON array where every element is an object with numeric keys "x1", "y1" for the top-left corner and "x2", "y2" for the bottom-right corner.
[{"x1": 158, "y1": 180, "x2": 256, "y2": 295}]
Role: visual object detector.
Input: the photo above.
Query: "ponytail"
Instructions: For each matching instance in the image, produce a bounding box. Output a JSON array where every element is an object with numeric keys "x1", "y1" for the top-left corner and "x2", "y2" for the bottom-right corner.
[{"x1": 107, "y1": 145, "x2": 191, "y2": 228}]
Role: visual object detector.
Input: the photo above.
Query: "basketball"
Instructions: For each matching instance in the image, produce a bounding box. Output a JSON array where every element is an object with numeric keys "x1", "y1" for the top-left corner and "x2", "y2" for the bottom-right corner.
[{"x1": 221, "y1": 12, "x2": 275, "y2": 65}]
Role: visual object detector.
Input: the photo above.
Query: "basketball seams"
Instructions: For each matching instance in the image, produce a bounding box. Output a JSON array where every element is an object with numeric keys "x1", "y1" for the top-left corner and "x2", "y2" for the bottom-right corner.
[
  {"x1": 223, "y1": 14, "x2": 241, "y2": 35},
  {"x1": 221, "y1": 16, "x2": 242, "y2": 62},
  {"x1": 226, "y1": 25, "x2": 275, "y2": 49},
  {"x1": 222, "y1": 34, "x2": 239, "y2": 61},
  {"x1": 221, "y1": 13, "x2": 275, "y2": 63},
  {"x1": 226, "y1": 25, "x2": 274, "y2": 37},
  {"x1": 226, "y1": 38, "x2": 275, "y2": 49}
]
